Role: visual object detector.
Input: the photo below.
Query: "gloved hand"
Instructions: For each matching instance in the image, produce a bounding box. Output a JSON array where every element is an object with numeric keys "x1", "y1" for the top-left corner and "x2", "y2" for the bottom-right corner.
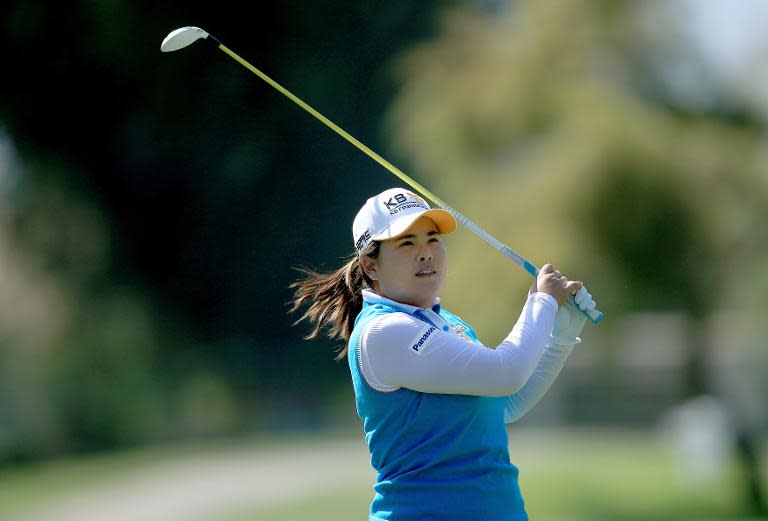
[{"x1": 550, "y1": 286, "x2": 597, "y2": 345}]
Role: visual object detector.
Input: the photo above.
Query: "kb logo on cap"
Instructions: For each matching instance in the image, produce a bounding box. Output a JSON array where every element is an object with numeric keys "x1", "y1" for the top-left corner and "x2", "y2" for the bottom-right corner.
[
  {"x1": 383, "y1": 192, "x2": 428, "y2": 215},
  {"x1": 383, "y1": 193, "x2": 409, "y2": 209}
]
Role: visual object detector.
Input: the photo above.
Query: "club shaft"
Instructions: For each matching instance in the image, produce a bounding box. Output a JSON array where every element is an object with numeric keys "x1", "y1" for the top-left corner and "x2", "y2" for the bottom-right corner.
[
  {"x1": 217, "y1": 45, "x2": 522, "y2": 261},
  {"x1": 215, "y1": 43, "x2": 604, "y2": 324}
]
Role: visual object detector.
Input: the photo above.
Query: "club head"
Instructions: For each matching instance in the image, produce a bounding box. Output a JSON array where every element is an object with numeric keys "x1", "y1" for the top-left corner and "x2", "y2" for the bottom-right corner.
[{"x1": 161, "y1": 26, "x2": 210, "y2": 52}]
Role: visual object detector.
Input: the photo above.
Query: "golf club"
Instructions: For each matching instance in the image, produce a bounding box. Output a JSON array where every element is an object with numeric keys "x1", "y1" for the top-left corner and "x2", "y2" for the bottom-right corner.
[{"x1": 160, "y1": 26, "x2": 604, "y2": 324}]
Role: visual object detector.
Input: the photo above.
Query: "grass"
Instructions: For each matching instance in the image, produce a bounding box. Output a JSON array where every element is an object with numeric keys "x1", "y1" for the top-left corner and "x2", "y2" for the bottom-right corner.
[
  {"x1": 0, "y1": 431, "x2": 355, "y2": 520},
  {"x1": 0, "y1": 449, "x2": 153, "y2": 518},
  {"x1": 213, "y1": 429, "x2": 765, "y2": 521},
  {"x1": 218, "y1": 486, "x2": 374, "y2": 521},
  {"x1": 514, "y1": 429, "x2": 744, "y2": 521},
  {"x1": 0, "y1": 428, "x2": 764, "y2": 521}
]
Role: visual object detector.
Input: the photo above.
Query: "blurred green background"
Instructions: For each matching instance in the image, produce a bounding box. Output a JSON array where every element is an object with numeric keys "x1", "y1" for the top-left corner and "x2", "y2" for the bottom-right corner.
[{"x1": 0, "y1": 0, "x2": 766, "y2": 520}]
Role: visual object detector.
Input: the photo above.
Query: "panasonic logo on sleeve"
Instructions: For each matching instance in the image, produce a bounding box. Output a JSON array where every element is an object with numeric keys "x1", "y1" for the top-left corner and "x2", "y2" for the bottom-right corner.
[{"x1": 411, "y1": 326, "x2": 437, "y2": 353}]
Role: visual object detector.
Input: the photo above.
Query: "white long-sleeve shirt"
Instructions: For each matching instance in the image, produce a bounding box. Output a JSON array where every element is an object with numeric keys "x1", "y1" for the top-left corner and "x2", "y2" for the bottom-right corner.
[{"x1": 357, "y1": 290, "x2": 575, "y2": 423}]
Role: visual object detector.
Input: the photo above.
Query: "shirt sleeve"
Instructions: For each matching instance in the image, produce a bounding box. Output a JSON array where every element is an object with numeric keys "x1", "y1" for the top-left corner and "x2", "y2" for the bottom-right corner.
[
  {"x1": 503, "y1": 342, "x2": 574, "y2": 423},
  {"x1": 359, "y1": 293, "x2": 558, "y2": 396}
]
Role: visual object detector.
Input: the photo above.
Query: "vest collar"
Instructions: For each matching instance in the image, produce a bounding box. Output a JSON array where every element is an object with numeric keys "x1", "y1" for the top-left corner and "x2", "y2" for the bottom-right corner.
[{"x1": 362, "y1": 289, "x2": 441, "y2": 314}]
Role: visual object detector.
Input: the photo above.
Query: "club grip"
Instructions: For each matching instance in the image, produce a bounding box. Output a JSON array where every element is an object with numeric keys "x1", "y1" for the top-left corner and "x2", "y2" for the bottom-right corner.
[{"x1": 577, "y1": 297, "x2": 605, "y2": 324}]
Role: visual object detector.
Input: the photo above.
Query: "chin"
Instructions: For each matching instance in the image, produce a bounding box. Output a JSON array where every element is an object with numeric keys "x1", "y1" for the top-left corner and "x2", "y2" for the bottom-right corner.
[{"x1": 416, "y1": 277, "x2": 443, "y2": 295}]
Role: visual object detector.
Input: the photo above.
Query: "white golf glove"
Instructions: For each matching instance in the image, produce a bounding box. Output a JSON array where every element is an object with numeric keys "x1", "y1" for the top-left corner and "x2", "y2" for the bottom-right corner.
[{"x1": 550, "y1": 286, "x2": 597, "y2": 346}]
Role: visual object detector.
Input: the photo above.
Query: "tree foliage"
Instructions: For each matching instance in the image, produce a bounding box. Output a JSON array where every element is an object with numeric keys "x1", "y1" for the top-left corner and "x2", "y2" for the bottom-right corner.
[
  {"x1": 385, "y1": 1, "x2": 768, "y2": 338},
  {"x1": 0, "y1": 0, "x2": 449, "y2": 460}
]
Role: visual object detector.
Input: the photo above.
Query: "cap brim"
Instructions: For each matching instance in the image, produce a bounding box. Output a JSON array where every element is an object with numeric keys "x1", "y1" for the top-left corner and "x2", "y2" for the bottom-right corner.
[{"x1": 372, "y1": 209, "x2": 457, "y2": 242}]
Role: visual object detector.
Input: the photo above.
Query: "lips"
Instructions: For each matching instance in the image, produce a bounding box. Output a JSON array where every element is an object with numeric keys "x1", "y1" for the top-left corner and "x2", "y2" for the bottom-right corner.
[{"x1": 415, "y1": 269, "x2": 437, "y2": 277}]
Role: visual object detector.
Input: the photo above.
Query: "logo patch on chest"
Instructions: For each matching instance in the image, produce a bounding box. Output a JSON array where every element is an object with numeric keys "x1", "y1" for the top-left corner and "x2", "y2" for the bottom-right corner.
[{"x1": 451, "y1": 323, "x2": 473, "y2": 342}]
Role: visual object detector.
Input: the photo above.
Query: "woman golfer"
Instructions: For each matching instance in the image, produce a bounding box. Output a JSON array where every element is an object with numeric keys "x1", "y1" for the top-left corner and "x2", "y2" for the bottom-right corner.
[{"x1": 292, "y1": 188, "x2": 596, "y2": 521}]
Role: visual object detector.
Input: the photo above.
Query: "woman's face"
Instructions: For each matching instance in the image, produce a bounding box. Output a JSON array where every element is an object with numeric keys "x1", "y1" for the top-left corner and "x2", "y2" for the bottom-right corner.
[{"x1": 362, "y1": 216, "x2": 447, "y2": 309}]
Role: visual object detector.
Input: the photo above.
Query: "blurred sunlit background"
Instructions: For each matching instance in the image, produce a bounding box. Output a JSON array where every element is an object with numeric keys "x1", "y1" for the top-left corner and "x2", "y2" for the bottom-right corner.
[{"x1": 1, "y1": 1, "x2": 766, "y2": 520}]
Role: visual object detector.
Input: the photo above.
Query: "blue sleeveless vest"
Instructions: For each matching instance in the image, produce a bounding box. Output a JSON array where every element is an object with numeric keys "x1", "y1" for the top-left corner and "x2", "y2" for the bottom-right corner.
[{"x1": 348, "y1": 298, "x2": 528, "y2": 521}]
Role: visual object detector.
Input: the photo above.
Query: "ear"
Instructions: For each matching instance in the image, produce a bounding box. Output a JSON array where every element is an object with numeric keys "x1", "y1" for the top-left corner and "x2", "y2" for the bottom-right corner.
[{"x1": 360, "y1": 255, "x2": 379, "y2": 281}]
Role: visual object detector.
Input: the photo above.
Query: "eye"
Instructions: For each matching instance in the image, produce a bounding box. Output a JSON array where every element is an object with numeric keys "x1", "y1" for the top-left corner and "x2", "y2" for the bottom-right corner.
[
  {"x1": 399, "y1": 240, "x2": 413, "y2": 247},
  {"x1": 429, "y1": 237, "x2": 440, "y2": 243}
]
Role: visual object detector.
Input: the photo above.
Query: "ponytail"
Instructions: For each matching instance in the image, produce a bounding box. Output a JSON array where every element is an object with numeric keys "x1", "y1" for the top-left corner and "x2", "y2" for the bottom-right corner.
[{"x1": 289, "y1": 242, "x2": 380, "y2": 360}]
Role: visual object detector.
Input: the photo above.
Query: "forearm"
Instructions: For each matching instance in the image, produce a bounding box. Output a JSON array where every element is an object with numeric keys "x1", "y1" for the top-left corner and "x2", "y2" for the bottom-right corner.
[
  {"x1": 503, "y1": 285, "x2": 598, "y2": 422},
  {"x1": 503, "y1": 341, "x2": 574, "y2": 423}
]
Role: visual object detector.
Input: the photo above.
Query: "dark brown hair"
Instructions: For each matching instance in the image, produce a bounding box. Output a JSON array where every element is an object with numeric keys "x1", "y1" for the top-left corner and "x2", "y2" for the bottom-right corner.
[{"x1": 289, "y1": 242, "x2": 380, "y2": 360}]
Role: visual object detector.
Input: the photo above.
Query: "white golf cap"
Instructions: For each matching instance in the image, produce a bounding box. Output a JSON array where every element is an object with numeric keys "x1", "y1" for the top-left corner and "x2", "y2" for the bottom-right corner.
[{"x1": 352, "y1": 188, "x2": 457, "y2": 254}]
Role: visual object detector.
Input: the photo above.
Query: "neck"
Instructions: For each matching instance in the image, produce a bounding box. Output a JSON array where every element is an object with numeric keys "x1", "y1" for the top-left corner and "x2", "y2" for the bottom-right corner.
[{"x1": 370, "y1": 287, "x2": 435, "y2": 309}]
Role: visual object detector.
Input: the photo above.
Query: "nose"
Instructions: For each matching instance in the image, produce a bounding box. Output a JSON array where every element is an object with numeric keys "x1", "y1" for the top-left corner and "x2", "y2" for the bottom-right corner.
[{"x1": 418, "y1": 246, "x2": 433, "y2": 262}]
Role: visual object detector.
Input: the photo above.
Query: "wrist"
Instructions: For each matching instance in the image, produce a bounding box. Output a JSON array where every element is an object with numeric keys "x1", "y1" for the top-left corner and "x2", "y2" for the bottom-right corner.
[
  {"x1": 549, "y1": 334, "x2": 582, "y2": 346},
  {"x1": 531, "y1": 291, "x2": 558, "y2": 311}
]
